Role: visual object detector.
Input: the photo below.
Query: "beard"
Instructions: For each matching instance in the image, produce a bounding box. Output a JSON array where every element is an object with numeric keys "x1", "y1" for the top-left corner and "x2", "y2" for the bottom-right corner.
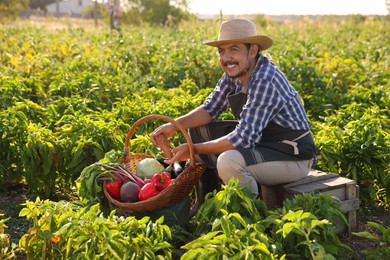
[{"x1": 228, "y1": 68, "x2": 247, "y2": 79}]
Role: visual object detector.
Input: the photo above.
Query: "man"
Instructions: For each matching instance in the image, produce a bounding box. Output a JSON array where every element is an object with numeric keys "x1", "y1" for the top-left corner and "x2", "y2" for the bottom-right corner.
[{"x1": 151, "y1": 19, "x2": 316, "y2": 207}]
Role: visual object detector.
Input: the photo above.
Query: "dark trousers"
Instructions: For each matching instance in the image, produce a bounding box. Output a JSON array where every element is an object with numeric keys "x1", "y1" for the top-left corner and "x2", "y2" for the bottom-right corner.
[{"x1": 189, "y1": 121, "x2": 238, "y2": 194}]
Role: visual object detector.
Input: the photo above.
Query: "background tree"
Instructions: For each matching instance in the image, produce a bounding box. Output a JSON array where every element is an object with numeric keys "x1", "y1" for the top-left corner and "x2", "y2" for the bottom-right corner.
[
  {"x1": 0, "y1": 0, "x2": 29, "y2": 19},
  {"x1": 386, "y1": 0, "x2": 390, "y2": 15},
  {"x1": 29, "y1": 0, "x2": 56, "y2": 10},
  {"x1": 121, "y1": 0, "x2": 191, "y2": 26}
]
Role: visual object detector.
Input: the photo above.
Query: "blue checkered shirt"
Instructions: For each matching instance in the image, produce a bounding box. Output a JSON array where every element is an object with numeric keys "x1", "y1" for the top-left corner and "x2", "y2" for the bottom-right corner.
[{"x1": 202, "y1": 55, "x2": 311, "y2": 148}]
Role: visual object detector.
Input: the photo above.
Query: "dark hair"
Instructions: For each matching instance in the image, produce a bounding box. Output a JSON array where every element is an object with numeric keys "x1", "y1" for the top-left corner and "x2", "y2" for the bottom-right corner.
[{"x1": 245, "y1": 43, "x2": 261, "y2": 60}]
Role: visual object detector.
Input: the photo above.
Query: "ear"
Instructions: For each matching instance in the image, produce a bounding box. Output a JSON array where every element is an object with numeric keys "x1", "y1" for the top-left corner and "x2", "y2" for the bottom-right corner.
[{"x1": 249, "y1": 44, "x2": 260, "y2": 57}]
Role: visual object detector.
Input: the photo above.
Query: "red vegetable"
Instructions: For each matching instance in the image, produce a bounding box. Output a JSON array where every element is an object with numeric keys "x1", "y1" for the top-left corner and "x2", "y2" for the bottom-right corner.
[
  {"x1": 151, "y1": 171, "x2": 171, "y2": 191},
  {"x1": 105, "y1": 179, "x2": 124, "y2": 200},
  {"x1": 138, "y1": 182, "x2": 159, "y2": 201}
]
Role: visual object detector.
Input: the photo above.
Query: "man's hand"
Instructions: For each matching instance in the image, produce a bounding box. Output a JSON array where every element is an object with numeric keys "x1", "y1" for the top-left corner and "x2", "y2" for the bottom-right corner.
[
  {"x1": 153, "y1": 133, "x2": 173, "y2": 159},
  {"x1": 164, "y1": 143, "x2": 191, "y2": 164},
  {"x1": 150, "y1": 123, "x2": 177, "y2": 159}
]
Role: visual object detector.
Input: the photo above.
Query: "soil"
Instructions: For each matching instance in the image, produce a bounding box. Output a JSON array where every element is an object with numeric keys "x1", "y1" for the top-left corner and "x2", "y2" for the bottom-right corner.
[{"x1": 1, "y1": 187, "x2": 389, "y2": 259}]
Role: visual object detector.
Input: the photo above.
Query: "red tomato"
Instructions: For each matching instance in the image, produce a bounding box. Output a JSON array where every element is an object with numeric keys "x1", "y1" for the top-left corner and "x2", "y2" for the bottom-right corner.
[
  {"x1": 105, "y1": 179, "x2": 124, "y2": 200},
  {"x1": 138, "y1": 182, "x2": 159, "y2": 201}
]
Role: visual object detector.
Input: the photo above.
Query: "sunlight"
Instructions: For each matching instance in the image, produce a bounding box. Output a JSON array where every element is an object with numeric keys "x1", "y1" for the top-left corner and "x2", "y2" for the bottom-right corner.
[{"x1": 188, "y1": 0, "x2": 388, "y2": 15}]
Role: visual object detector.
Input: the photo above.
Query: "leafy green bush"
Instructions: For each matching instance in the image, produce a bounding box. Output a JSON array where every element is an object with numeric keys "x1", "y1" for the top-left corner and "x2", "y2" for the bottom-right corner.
[
  {"x1": 314, "y1": 102, "x2": 390, "y2": 207},
  {"x1": 16, "y1": 179, "x2": 353, "y2": 259},
  {"x1": 19, "y1": 199, "x2": 172, "y2": 259},
  {"x1": 0, "y1": 109, "x2": 29, "y2": 187},
  {"x1": 272, "y1": 193, "x2": 351, "y2": 257},
  {"x1": 190, "y1": 178, "x2": 267, "y2": 236},
  {"x1": 185, "y1": 179, "x2": 349, "y2": 259},
  {"x1": 352, "y1": 221, "x2": 390, "y2": 259},
  {"x1": 0, "y1": 214, "x2": 17, "y2": 259},
  {"x1": 182, "y1": 209, "x2": 279, "y2": 259},
  {"x1": 20, "y1": 123, "x2": 57, "y2": 198}
]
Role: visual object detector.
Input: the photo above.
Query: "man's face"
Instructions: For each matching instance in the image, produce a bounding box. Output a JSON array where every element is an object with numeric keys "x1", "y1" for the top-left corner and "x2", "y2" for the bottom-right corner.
[{"x1": 217, "y1": 43, "x2": 254, "y2": 81}]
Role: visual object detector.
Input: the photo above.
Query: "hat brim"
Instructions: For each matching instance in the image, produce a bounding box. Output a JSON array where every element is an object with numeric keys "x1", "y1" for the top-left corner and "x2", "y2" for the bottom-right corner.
[{"x1": 203, "y1": 35, "x2": 273, "y2": 51}]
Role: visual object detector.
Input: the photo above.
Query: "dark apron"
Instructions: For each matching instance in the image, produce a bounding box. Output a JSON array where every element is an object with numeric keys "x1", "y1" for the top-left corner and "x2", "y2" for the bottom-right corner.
[{"x1": 190, "y1": 87, "x2": 317, "y2": 168}]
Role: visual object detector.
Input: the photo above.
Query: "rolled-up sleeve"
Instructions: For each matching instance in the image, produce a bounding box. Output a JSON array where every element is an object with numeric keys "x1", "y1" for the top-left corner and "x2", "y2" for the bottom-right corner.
[{"x1": 202, "y1": 75, "x2": 234, "y2": 121}]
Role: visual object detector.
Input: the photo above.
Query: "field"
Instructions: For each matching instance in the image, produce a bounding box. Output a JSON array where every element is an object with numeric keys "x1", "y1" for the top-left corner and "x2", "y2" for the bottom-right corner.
[{"x1": 1, "y1": 15, "x2": 389, "y2": 259}]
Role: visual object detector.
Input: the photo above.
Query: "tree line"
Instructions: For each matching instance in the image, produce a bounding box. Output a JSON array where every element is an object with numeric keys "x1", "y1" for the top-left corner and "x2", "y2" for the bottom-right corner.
[{"x1": 0, "y1": 0, "x2": 192, "y2": 26}]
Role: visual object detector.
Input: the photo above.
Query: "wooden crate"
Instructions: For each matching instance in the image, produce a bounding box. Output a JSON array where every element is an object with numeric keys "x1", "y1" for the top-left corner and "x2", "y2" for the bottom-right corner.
[{"x1": 273, "y1": 170, "x2": 360, "y2": 233}]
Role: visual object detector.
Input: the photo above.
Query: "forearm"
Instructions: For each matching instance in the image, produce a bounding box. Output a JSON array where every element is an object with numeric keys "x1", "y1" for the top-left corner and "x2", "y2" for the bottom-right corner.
[
  {"x1": 175, "y1": 106, "x2": 212, "y2": 129},
  {"x1": 176, "y1": 107, "x2": 234, "y2": 154},
  {"x1": 151, "y1": 107, "x2": 211, "y2": 149},
  {"x1": 193, "y1": 136, "x2": 234, "y2": 155}
]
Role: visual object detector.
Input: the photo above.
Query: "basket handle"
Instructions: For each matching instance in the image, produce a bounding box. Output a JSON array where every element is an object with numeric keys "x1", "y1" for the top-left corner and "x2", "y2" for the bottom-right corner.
[{"x1": 123, "y1": 114, "x2": 196, "y2": 168}]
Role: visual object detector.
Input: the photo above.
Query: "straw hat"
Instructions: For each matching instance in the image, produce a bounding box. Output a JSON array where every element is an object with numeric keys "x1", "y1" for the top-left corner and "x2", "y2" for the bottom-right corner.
[{"x1": 203, "y1": 19, "x2": 272, "y2": 51}]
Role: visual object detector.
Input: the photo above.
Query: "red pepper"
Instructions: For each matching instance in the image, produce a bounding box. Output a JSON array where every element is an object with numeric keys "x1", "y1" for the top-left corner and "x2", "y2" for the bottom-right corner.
[
  {"x1": 138, "y1": 182, "x2": 159, "y2": 201},
  {"x1": 105, "y1": 178, "x2": 124, "y2": 200},
  {"x1": 151, "y1": 171, "x2": 171, "y2": 191}
]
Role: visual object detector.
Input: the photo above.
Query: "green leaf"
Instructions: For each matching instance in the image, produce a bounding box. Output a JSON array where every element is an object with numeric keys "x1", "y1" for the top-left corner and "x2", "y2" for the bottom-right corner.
[
  {"x1": 281, "y1": 223, "x2": 297, "y2": 238},
  {"x1": 352, "y1": 231, "x2": 380, "y2": 242}
]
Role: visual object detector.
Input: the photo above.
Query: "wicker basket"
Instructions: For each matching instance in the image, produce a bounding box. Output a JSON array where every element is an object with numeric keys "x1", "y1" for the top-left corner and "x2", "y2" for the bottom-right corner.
[{"x1": 102, "y1": 114, "x2": 207, "y2": 212}]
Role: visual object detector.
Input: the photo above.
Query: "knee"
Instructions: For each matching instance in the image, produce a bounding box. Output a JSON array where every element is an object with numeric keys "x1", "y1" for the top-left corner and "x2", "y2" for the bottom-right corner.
[
  {"x1": 216, "y1": 150, "x2": 244, "y2": 178},
  {"x1": 217, "y1": 150, "x2": 259, "y2": 195}
]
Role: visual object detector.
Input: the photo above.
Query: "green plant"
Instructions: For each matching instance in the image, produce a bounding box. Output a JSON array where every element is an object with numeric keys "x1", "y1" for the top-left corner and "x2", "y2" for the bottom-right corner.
[
  {"x1": 314, "y1": 102, "x2": 390, "y2": 207},
  {"x1": 280, "y1": 192, "x2": 348, "y2": 231},
  {"x1": 191, "y1": 178, "x2": 267, "y2": 236},
  {"x1": 182, "y1": 209, "x2": 280, "y2": 259},
  {"x1": 19, "y1": 198, "x2": 173, "y2": 259},
  {"x1": 276, "y1": 210, "x2": 336, "y2": 259},
  {"x1": 269, "y1": 193, "x2": 351, "y2": 258},
  {"x1": 0, "y1": 214, "x2": 17, "y2": 260},
  {"x1": 20, "y1": 123, "x2": 58, "y2": 198},
  {"x1": 352, "y1": 221, "x2": 390, "y2": 259},
  {"x1": 185, "y1": 180, "x2": 350, "y2": 259},
  {"x1": 0, "y1": 109, "x2": 28, "y2": 188}
]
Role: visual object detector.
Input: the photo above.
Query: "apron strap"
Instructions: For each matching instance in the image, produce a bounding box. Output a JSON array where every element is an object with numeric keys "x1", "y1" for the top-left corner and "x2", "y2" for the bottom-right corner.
[{"x1": 281, "y1": 131, "x2": 310, "y2": 155}]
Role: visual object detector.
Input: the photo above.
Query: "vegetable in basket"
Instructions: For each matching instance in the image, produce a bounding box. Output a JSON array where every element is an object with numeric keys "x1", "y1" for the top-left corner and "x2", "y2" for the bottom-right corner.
[
  {"x1": 120, "y1": 181, "x2": 140, "y2": 202},
  {"x1": 156, "y1": 158, "x2": 185, "y2": 179},
  {"x1": 101, "y1": 164, "x2": 145, "y2": 201},
  {"x1": 151, "y1": 171, "x2": 171, "y2": 191},
  {"x1": 138, "y1": 182, "x2": 159, "y2": 201},
  {"x1": 136, "y1": 158, "x2": 165, "y2": 179},
  {"x1": 77, "y1": 159, "x2": 146, "y2": 204},
  {"x1": 105, "y1": 178, "x2": 123, "y2": 200}
]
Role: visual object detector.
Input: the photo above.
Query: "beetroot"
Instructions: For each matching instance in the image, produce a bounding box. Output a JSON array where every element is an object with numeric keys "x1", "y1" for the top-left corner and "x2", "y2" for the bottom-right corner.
[{"x1": 120, "y1": 181, "x2": 140, "y2": 202}]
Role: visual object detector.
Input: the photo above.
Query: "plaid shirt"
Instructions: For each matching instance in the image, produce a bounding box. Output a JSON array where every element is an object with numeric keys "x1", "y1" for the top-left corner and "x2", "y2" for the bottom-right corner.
[{"x1": 202, "y1": 55, "x2": 311, "y2": 148}]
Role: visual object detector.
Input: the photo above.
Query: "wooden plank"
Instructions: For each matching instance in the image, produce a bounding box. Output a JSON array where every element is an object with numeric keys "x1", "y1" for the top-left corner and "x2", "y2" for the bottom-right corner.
[
  {"x1": 345, "y1": 183, "x2": 359, "y2": 232},
  {"x1": 285, "y1": 178, "x2": 346, "y2": 194},
  {"x1": 323, "y1": 176, "x2": 355, "y2": 186},
  {"x1": 346, "y1": 182, "x2": 358, "y2": 200},
  {"x1": 282, "y1": 170, "x2": 338, "y2": 188},
  {"x1": 339, "y1": 198, "x2": 360, "y2": 212},
  {"x1": 322, "y1": 188, "x2": 347, "y2": 200},
  {"x1": 284, "y1": 176, "x2": 355, "y2": 195}
]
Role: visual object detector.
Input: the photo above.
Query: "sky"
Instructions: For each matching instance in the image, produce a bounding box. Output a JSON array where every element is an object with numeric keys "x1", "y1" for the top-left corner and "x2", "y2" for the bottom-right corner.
[{"x1": 188, "y1": 0, "x2": 388, "y2": 16}]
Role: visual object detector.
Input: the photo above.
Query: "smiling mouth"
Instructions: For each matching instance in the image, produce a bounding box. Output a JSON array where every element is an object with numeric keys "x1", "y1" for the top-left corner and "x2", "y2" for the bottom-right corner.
[{"x1": 224, "y1": 62, "x2": 238, "y2": 69}]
